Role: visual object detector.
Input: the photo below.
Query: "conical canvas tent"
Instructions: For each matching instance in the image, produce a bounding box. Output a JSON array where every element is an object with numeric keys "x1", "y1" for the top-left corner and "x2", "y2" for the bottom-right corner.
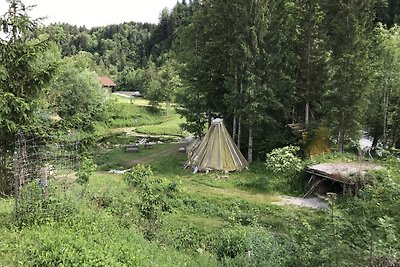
[{"x1": 187, "y1": 119, "x2": 248, "y2": 172}]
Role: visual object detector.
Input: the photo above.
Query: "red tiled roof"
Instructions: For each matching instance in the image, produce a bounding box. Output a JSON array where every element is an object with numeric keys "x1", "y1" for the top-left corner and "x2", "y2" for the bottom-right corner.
[{"x1": 99, "y1": 76, "x2": 117, "y2": 87}]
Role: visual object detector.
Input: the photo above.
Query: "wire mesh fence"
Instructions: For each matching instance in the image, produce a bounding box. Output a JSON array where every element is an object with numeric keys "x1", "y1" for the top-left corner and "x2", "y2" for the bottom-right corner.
[{"x1": 13, "y1": 131, "x2": 80, "y2": 217}]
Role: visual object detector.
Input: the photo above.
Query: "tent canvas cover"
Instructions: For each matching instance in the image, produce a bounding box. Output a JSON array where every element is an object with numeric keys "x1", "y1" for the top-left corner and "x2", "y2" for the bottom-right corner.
[{"x1": 187, "y1": 119, "x2": 248, "y2": 172}]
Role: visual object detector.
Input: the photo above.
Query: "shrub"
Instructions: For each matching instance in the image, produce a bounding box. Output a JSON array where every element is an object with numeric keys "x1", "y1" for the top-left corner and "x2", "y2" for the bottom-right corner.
[
  {"x1": 124, "y1": 164, "x2": 153, "y2": 187},
  {"x1": 124, "y1": 164, "x2": 177, "y2": 240},
  {"x1": 3, "y1": 207, "x2": 219, "y2": 267},
  {"x1": 15, "y1": 181, "x2": 78, "y2": 227},
  {"x1": 210, "y1": 226, "x2": 293, "y2": 266},
  {"x1": 341, "y1": 169, "x2": 400, "y2": 262},
  {"x1": 211, "y1": 226, "x2": 249, "y2": 259},
  {"x1": 266, "y1": 145, "x2": 302, "y2": 176},
  {"x1": 76, "y1": 156, "x2": 96, "y2": 186}
]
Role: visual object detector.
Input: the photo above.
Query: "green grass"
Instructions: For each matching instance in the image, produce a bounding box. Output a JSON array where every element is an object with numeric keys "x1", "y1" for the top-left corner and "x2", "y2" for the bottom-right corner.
[
  {"x1": 108, "y1": 102, "x2": 163, "y2": 128},
  {"x1": 2, "y1": 94, "x2": 398, "y2": 266},
  {"x1": 96, "y1": 143, "x2": 188, "y2": 172},
  {"x1": 107, "y1": 95, "x2": 187, "y2": 137},
  {"x1": 0, "y1": 197, "x2": 219, "y2": 266},
  {"x1": 135, "y1": 115, "x2": 187, "y2": 137},
  {"x1": 3, "y1": 145, "x2": 399, "y2": 266}
]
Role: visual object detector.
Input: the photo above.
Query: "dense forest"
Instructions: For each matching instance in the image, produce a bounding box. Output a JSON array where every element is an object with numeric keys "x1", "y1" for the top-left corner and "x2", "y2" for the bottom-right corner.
[{"x1": 1, "y1": 0, "x2": 400, "y2": 266}]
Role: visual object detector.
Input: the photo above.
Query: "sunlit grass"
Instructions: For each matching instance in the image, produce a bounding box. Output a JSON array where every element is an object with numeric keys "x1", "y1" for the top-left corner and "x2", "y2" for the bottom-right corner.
[{"x1": 135, "y1": 116, "x2": 187, "y2": 137}]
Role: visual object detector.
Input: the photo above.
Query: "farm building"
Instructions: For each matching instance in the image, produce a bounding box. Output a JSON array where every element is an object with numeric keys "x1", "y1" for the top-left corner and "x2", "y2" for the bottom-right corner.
[{"x1": 99, "y1": 76, "x2": 117, "y2": 92}]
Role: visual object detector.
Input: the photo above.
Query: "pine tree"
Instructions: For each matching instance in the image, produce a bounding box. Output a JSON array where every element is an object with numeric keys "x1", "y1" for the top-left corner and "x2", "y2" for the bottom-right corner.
[
  {"x1": 323, "y1": 0, "x2": 375, "y2": 152},
  {"x1": 0, "y1": 0, "x2": 57, "y2": 194},
  {"x1": 366, "y1": 24, "x2": 400, "y2": 149},
  {"x1": 294, "y1": 0, "x2": 329, "y2": 125}
]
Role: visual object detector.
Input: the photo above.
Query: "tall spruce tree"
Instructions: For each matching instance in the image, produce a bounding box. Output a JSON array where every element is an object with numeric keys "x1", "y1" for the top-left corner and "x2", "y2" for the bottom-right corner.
[
  {"x1": 0, "y1": 0, "x2": 57, "y2": 194},
  {"x1": 294, "y1": 0, "x2": 328, "y2": 125},
  {"x1": 174, "y1": 2, "x2": 210, "y2": 137},
  {"x1": 324, "y1": 0, "x2": 375, "y2": 152}
]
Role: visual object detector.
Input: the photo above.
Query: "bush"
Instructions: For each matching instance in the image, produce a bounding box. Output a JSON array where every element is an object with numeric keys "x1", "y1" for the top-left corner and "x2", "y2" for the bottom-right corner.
[
  {"x1": 266, "y1": 145, "x2": 302, "y2": 176},
  {"x1": 210, "y1": 226, "x2": 293, "y2": 266},
  {"x1": 124, "y1": 164, "x2": 153, "y2": 187},
  {"x1": 124, "y1": 164, "x2": 177, "y2": 240},
  {"x1": 15, "y1": 181, "x2": 78, "y2": 227},
  {"x1": 76, "y1": 156, "x2": 96, "y2": 186},
  {"x1": 160, "y1": 225, "x2": 209, "y2": 252},
  {"x1": 2, "y1": 207, "x2": 219, "y2": 267},
  {"x1": 340, "y1": 169, "x2": 400, "y2": 261}
]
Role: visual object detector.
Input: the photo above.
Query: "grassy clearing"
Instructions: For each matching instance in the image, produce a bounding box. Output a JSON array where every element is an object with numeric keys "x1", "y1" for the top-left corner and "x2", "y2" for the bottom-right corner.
[
  {"x1": 108, "y1": 94, "x2": 187, "y2": 137},
  {"x1": 135, "y1": 115, "x2": 187, "y2": 137},
  {"x1": 3, "y1": 143, "x2": 399, "y2": 266},
  {"x1": 1, "y1": 95, "x2": 399, "y2": 266},
  {"x1": 96, "y1": 142, "x2": 188, "y2": 172}
]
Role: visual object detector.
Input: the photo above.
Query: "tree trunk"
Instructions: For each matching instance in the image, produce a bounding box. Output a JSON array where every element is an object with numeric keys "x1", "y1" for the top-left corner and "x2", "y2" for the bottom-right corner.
[
  {"x1": 232, "y1": 113, "x2": 237, "y2": 141},
  {"x1": 207, "y1": 110, "x2": 212, "y2": 129},
  {"x1": 247, "y1": 126, "x2": 253, "y2": 163},
  {"x1": 232, "y1": 70, "x2": 238, "y2": 141},
  {"x1": 305, "y1": 101, "x2": 310, "y2": 126},
  {"x1": 305, "y1": 18, "x2": 311, "y2": 126},
  {"x1": 371, "y1": 135, "x2": 379, "y2": 150},
  {"x1": 292, "y1": 106, "x2": 295, "y2": 124},
  {"x1": 237, "y1": 79, "x2": 243, "y2": 148},
  {"x1": 237, "y1": 116, "x2": 242, "y2": 148},
  {"x1": 165, "y1": 100, "x2": 170, "y2": 115},
  {"x1": 382, "y1": 86, "x2": 389, "y2": 149},
  {"x1": 339, "y1": 111, "x2": 345, "y2": 153}
]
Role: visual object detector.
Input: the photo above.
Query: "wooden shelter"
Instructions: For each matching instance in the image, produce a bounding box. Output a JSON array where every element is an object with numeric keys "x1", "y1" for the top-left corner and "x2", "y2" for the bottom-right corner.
[
  {"x1": 99, "y1": 76, "x2": 117, "y2": 92},
  {"x1": 304, "y1": 162, "x2": 382, "y2": 196}
]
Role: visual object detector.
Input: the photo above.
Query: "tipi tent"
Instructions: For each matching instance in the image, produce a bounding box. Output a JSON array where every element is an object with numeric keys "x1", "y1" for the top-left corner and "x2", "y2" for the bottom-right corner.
[{"x1": 187, "y1": 119, "x2": 248, "y2": 172}]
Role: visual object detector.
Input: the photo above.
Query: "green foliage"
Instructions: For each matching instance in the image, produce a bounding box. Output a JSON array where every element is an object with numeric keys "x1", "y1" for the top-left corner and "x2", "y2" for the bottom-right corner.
[
  {"x1": 218, "y1": 227, "x2": 294, "y2": 267},
  {"x1": 15, "y1": 181, "x2": 78, "y2": 227},
  {"x1": 116, "y1": 66, "x2": 146, "y2": 91},
  {"x1": 125, "y1": 164, "x2": 177, "y2": 240},
  {"x1": 145, "y1": 57, "x2": 183, "y2": 114},
  {"x1": 341, "y1": 169, "x2": 400, "y2": 260},
  {"x1": 2, "y1": 200, "x2": 219, "y2": 267},
  {"x1": 76, "y1": 156, "x2": 96, "y2": 186},
  {"x1": 366, "y1": 24, "x2": 400, "y2": 149},
  {"x1": 124, "y1": 164, "x2": 153, "y2": 187},
  {"x1": 49, "y1": 53, "x2": 110, "y2": 132},
  {"x1": 4, "y1": 147, "x2": 400, "y2": 266},
  {"x1": 0, "y1": 0, "x2": 57, "y2": 195},
  {"x1": 266, "y1": 145, "x2": 303, "y2": 175},
  {"x1": 41, "y1": 21, "x2": 153, "y2": 72},
  {"x1": 323, "y1": 0, "x2": 375, "y2": 152}
]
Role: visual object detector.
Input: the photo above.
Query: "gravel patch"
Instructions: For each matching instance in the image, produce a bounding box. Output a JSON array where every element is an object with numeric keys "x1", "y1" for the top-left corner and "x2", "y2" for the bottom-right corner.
[
  {"x1": 273, "y1": 196, "x2": 330, "y2": 210},
  {"x1": 108, "y1": 169, "x2": 129, "y2": 174}
]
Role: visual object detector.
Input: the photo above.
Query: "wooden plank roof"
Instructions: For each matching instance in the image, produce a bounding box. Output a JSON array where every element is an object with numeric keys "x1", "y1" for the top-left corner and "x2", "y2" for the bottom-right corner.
[{"x1": 304, "y1": 162, "x2": 382, "y2": 184}]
